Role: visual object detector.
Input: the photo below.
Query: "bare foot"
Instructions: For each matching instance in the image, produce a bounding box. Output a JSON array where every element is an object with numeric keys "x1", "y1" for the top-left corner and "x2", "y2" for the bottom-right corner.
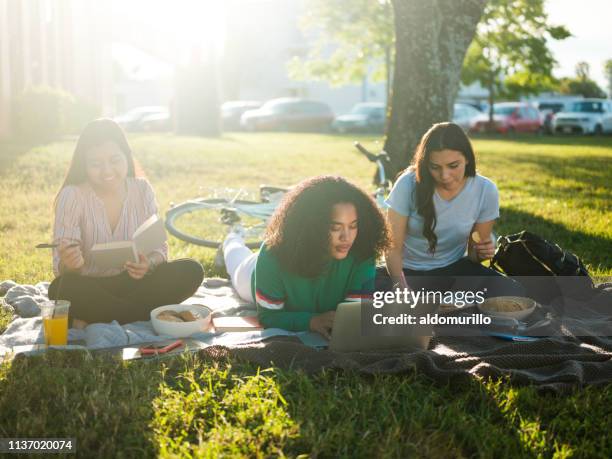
[{"x1": 72, "y1": 318, "x2": 88, "y2": 330}]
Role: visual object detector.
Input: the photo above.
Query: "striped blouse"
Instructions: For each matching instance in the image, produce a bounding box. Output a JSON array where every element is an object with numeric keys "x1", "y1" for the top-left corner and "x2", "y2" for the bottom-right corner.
[{"x1": 53, "y1": 177, "x2": 168, "y2": 277}]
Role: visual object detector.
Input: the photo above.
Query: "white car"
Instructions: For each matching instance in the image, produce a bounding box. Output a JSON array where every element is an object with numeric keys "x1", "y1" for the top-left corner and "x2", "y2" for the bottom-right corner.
[
  {"x1": 553, "y1": 99, "x2": 612, "y2": 135},
  {"x1": 452, "y1": 103, "x2": 482, "y2": 131}
]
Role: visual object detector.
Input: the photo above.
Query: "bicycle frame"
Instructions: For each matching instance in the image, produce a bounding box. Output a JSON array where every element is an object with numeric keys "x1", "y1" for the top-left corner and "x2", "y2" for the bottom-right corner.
[{"x1": 165, "y1": 141, "x2": 393, "y2": 247}]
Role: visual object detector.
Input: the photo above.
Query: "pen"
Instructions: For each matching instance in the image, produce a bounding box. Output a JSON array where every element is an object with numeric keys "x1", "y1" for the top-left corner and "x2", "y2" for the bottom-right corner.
[{"x1": 36, "y1": 242, "x2": 80, "y2": 249}]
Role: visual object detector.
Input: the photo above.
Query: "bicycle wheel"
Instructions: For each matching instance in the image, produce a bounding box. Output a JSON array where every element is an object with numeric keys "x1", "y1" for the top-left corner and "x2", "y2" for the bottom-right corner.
[{"x1": 165, "y1": 198, "x2": 271, "y2": 248}]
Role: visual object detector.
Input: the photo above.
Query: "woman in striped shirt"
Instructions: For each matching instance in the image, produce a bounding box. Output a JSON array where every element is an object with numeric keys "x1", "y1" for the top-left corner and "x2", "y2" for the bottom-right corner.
[{"x1": 49, "y1": 119, "x2": 203, "y2": 326}]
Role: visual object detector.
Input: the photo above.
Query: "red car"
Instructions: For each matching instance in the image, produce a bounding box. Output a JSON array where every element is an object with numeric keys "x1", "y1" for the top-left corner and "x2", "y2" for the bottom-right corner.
[{"x1": 470, "y1": 103, "x2": 542, "y2": 134}]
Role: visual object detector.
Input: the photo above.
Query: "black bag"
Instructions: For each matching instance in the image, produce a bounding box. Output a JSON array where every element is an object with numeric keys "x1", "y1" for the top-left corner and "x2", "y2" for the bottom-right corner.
[
  {"x1": 491, "y1": 230, "x2": 592, "y2": 278},
  {"x1": 490, "y1": 231, "x2": 594, "y2": 303}
]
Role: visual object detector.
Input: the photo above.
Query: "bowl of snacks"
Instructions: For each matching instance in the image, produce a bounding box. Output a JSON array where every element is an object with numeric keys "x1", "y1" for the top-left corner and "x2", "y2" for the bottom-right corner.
[
  {"x1": 150, "y1": 304, "x2": 212, "y2": 337},
  {"x1": 477, "y1": 296, "x2": 537, "y2": 320}
]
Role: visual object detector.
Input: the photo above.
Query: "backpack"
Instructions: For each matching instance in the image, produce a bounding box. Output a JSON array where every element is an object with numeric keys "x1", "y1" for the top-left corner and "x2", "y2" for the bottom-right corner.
[
  {"x1": 490, "y1": 230, "x2": 592, "y2": 278},
  {"x1": 490, "y1": 231, "x2": 594, "y2": 303}
]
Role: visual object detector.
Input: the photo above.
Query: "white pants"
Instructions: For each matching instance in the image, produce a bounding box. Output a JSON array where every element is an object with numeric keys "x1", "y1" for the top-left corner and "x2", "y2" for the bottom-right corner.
[{"x1": 223, "y1": 233, "x2": 258, "y2": 303}]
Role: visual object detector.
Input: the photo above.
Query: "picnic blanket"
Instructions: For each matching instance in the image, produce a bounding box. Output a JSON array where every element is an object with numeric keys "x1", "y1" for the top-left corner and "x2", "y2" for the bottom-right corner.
[
  {"x1": 2, "y1": 279, "x2": 611, "y2": 392},
  {"x1": 0, "y1": 279, "x2": 300, "y2": 352},
  {"x1": 202, "y1": 282, "x2": 612, "y2": 393}
]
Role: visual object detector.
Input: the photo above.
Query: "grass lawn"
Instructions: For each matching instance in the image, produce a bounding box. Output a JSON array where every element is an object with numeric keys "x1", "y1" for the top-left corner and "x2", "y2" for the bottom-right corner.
[{"x1": 1, "y1": 132, "x2": 611, "y2": 457}]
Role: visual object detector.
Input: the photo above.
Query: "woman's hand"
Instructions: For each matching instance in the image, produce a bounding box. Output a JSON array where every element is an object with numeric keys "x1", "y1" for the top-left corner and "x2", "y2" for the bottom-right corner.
[
  {"x1": 59, "y1": 240, "x2": 84, "y2": 272},
  {"x1": 125, "y1": 253, "x2": 150, "y2": 280},
  {"x1": 309, "y1": 311, "x2": 336, "y2": 340},
  {"x1": 473, "y1": 238, "x2": 496, "y2": 261},
  {"x1": 385, "y1": 209, "x2": 409, "y2": 289},
  {"x1": 469, "y1": 221, "x2": 496, "y2": 262}
]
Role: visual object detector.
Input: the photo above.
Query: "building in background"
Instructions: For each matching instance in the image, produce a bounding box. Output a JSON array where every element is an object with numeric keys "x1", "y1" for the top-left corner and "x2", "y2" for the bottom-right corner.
[
  {"x1": 222, "y1": 0, "x2": 386, "y2": 116},
  {"x1": 0, "y1": 0, "x2": 113, "y2": 139}
]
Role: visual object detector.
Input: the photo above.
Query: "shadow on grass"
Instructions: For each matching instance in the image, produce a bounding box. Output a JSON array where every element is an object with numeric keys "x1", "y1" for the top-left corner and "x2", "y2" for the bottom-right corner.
[
  {"x1": 273, "y1": 369, "x2": 540, "y2": 458},
  {"x1": 511, "y1": 151, "x2": 612, "y2": 187},
  {"x1": 0, "y1": 351, "x2": 163, "y2": 457},
  {"x1": 471, "y1": 132, "x2": 612, "y2": 148},
  {"x1": 497, "y1": 207, "x2": 612, "y2": 273}
]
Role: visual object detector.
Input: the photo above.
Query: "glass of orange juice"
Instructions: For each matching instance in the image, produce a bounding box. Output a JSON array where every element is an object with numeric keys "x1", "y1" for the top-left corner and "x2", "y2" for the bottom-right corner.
[{"x1": 40, "y1": 300, "x2": 70, "y2": 346}]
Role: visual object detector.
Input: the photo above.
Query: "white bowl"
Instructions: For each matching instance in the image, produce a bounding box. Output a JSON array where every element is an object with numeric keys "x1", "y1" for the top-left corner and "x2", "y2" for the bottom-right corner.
[
  {"x1": 477, "y1": 296, "x2": 537, "y2": 320},
  {"x1": 150, "y1": 304, "x2": 212, "y2": 338}
]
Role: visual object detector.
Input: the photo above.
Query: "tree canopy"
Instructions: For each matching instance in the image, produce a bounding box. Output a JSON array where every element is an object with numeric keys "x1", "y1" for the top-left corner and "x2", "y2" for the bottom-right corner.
[
  {"x1": 461, "y1": 0, "x2": 570, "y2": 123},
  {"x1": 558, "y1": 62, "x2": 607, "y2": 99},
  {"x1": 288, "y1": 0, "x2": 394, "y2": 101},
  {"x1": 604, "y1": 59, "x2": 612, "y2": 98}
]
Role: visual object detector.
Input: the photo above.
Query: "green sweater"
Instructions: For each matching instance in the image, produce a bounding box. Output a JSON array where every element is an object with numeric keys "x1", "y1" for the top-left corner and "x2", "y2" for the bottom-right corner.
[{"x1": 251, "y1": 244, "x2": 375, "y2": 331}]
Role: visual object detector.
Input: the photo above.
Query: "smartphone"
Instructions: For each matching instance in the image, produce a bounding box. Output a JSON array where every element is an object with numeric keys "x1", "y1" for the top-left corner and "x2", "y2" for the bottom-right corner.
[{"x1": 139, "y1": 340, "x2": 184, "y2": 355}]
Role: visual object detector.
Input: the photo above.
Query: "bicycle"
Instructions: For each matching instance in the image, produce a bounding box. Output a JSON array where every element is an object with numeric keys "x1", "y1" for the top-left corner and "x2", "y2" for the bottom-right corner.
[{"x1": 164, "y1": 142, "x2": 392, "y2": 248}]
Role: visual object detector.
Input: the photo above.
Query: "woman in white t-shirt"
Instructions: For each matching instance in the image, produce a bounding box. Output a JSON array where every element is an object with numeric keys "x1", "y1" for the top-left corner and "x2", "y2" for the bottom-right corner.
[{"x1": 384, "y1": 122, "x2": 523, "y2": 298}]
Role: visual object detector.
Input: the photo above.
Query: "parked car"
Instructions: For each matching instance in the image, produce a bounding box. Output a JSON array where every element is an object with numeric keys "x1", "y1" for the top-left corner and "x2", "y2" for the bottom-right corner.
[
  {"x1": 221, "y1": 101, "x2": 262, "y2": 130},
  {"x1": 240, "y1": 98, "x2": 334, "y2": 132},
  {"x1": 140, "y1": 112, "x2": 172, "y2": 132},
  {"x1": 533, "y1": 99, "x2": 582, "y2": 134},
  {"x1": 332, "y1": 102, "x2": 386, "y2": 133},
  {"x1": 452, "y1": 103, "x2": 482, "y2": 131},
  {"x1": 470, "y1": 102, "x2": 542, "y2": 134},
  {"x1": 114, "y1": 106, "x2": 170, "y2": 132},
  {"x1": 552, "y1": 99, "x2": 612, "y2": 135}
]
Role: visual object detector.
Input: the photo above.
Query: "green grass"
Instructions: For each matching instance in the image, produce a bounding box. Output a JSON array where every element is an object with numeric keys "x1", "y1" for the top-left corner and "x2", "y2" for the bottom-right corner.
[{"x1": 1, "y1": 132, "x2": 611, "y2": 457}]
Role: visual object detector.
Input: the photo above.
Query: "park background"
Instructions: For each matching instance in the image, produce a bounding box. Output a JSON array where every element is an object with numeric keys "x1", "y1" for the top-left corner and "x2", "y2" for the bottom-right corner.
[{"x1": 1, "y1": 0, "x2": 611, "y2": 457}]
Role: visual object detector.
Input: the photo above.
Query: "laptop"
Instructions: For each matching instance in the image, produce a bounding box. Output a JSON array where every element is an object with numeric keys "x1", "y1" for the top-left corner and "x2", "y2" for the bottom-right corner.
[{"x1": 328, "y1": 302, "x2": 432, "y2": 352}]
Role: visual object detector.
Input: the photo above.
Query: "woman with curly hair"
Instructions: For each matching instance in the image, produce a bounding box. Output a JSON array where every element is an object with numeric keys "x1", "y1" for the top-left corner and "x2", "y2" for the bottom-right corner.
[{"x1": 222, "y1": 175, "x2": 389, "y2": 338}]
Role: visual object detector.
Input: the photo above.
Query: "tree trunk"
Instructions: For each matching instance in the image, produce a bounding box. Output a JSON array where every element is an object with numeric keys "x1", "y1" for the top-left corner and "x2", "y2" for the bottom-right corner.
[
  {"x1": 384, "y1": 0, "x2": 486, "y2": 175},
  {"x1": 487, "y1": 75, "x2": 495, "y2": 130}
]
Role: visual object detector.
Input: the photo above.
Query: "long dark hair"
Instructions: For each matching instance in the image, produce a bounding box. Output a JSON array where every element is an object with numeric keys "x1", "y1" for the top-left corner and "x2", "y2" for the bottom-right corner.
[
  {"x1": 55, "y1": 118, "x2": 138, "y2": 204},
  {"x1": 409, "y1": 122, "x2": 476, "y2": 253},
  {"x1": 264, "y1": 175, "x2": 390, "y2": 278}
]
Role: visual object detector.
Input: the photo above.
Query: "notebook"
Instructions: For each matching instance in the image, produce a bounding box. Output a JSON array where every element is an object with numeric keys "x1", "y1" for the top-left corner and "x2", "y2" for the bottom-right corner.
[{"x1": 90, "y1": 215, "x2": 167, "y2": 270}]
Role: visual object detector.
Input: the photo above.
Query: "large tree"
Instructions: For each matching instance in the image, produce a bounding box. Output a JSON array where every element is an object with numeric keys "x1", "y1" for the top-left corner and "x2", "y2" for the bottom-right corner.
[
  {"x1": 383, "y1": 0, "x2": 486, "y2": 175},
  {"x1": 460, "y1": 0, "x2": 570, "y2": 129}
]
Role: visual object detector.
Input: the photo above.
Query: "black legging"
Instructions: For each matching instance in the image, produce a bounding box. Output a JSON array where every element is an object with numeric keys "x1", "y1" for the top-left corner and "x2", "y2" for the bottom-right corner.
[
  {"x1": 377, "y1": 257, "x2": 525, "y2": 298},
  {"x1": 48, "y1": 259, "x2": 204, "y2": 324}
]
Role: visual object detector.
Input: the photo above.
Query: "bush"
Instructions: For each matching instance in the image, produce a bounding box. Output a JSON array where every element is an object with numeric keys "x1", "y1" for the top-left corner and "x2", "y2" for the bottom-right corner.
[{"x1": 14, "y1": 86, "x2": 100, "y2": 142}]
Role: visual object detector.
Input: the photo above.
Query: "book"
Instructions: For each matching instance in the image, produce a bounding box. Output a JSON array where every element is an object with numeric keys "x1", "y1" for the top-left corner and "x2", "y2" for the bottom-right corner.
[
  {"x1": 212, "y1": 315, "x2": 263, "y2": 332},
  {"x1": 90, "y1": 215, "x2": 167, "y2": 270}
]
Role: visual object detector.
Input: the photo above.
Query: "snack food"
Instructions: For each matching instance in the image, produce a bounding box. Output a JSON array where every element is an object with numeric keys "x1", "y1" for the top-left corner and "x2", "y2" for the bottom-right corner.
[
  {"x1": 178, "y1": 310, "x2": 197, "y2": 322},
  {"x1": 481, "y1": 297, "x2": 530, "y2": 312},
  {"x1": 471, "y1": 231, "x2": 481, "y2": 243},
  {"x1": 156, "y1": 310, "x2": 198, "y2": 322},
  {"x1": 157, "y1": 311, "x2": 183, "y2": 322}
]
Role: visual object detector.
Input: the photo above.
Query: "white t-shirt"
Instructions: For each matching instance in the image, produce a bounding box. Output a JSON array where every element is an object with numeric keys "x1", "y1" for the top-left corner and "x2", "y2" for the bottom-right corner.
[{"x1": 385, "y1": 171, "x2": 499, "y2": 271}]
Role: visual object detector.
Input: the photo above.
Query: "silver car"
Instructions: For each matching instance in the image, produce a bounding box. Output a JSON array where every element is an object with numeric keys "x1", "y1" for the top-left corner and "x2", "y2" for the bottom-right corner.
[{"x1": 553, "y1": 99, "x2": 612, "y2": 135}]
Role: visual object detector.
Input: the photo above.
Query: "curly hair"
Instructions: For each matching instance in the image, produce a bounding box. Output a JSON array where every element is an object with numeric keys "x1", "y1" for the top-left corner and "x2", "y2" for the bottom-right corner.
[{"x1": 264, "y1": 175, "x2": 390, "y2": 278}]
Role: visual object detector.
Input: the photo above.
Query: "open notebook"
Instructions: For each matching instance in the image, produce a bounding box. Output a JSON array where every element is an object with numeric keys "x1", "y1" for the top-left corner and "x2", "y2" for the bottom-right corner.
[{"x1": 90, "y1": 215, "x2": 167, "y2": 270}]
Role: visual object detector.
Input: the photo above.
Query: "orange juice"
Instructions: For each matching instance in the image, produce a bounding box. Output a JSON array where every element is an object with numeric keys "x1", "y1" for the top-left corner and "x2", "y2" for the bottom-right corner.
[{"x1": 43, "y1": 315, "x2": 68, "y2": 345}]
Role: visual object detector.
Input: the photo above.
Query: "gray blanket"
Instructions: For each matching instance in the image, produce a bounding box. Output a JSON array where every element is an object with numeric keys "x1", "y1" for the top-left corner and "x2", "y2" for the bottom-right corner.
[
  {"x1": 2, "y1": 279, "x2": 611, "y2": 392},
  {"x1": 197, "y1": 284, "x2": 612, "y2": 393}
]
